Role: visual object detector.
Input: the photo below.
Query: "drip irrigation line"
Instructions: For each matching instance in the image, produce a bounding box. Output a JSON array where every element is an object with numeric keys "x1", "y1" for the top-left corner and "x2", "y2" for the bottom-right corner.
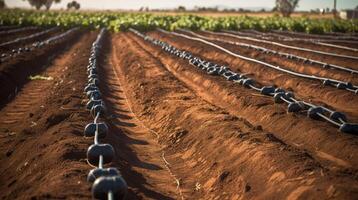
[
  {"x1": 271, "y1": 30, "x2": 358, "y2": 41},
  {"x1": 0, "y1": 26, "x2": 38, "y2": 36},
  {"x1": 0, "y1": 27, "x2": 80, "y2": 63},
  {"x1": 317, "y1": 113, "x2": 341, "y2": 127},
  {"x1": 218, "y1": 30, "x2": 358, "y2": 60},
  {"x1": 186, "y1": 30, "x2": 358, "y2": 75},
  {"x1": 0, "y1": 27, "x2": 59, "y2": 48},
  {"x1": 130, "y1": 28, "x2": 358, "y2": 134},
  {"x1": 244, "y1": 30, "x2": 358, "y2": 49},
  {"x1": 160, "y1": 29, "x2": 358, "y2": 94},
  {"x1": 84, "y1": 28, "x2": 127, "y2": 199}
]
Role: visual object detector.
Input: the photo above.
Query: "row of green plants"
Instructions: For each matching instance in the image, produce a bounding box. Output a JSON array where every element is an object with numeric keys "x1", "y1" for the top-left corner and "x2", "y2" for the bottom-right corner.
[{"x1": 0, "y1": 9, "x2": 357, "y2": 33}]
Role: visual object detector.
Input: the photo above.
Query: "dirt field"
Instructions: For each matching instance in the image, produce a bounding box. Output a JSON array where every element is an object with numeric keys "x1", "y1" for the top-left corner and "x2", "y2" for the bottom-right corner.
[{"x1": 0, "y1": 26, "x2": 357, "y2": 199}]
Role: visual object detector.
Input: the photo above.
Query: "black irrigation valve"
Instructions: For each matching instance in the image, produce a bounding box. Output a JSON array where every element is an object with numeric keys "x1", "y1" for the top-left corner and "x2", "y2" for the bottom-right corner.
[
  {"x1": 223, "y1": 71, "x2": 235, "y2": 79},
  {"x1": 274, "y1": 88, "x2": 285, "y2": 94},
  {"x1": 84, "y1": 122, "x2": 108, "y2": 138},
  {"x1": 218, "y1": 66, "x2": 229, "y2": 75},
  {"x1": 323, "y1": 79, "x2": 334, "y2": 86},
  {"x1": 228, "y1": 74, "x2": 240, "y2": 81},
  {"x1": 86, "y1": 99, "x2": 103, "y2": 110},
  {"x1": 207, "y1": 67, "x2": 219, "y2": 75},
  {"x1": 92, "y1": 176, "x2": 128, "y2": 200},
  {"x1": 242, "y1": 78, "x2": 254, "y2": 87},
  {"x1": 303, "y1": 59, "x2": 312, "y2": 64},
  {"x1": 87, "y1": 68, "x2": 97, "y2": 74},
  {"x1": 88, "y1": 90, "x2": 102, "y2": 100},
  {"x1": 85, "y1": 84, "x2": 98, "y2": 92},
  {"x1": 91, "y1": 104, "x2": 107, "y2": 117},
  {"x1": 336, "y1": 82, "x2": 353, "y2": 89},
  {"x1": 89, "y1": 78, "x2": 100, "y2": 86},
  {"x1": 260, "y1": 86, "x2": 275, "y2": 95},
  {"x1": 88, "y1": 66, "x2": 97, "y2": 72},
  {"x1": 285, "y1": 92, "x2": 294, "y2": 99},
  {"x1": 239, "y1": 74, "x2": 246, "y2": 79},
  {"x1": 189, "y1": 58, "x2": 197, "y2": 65},
  {"x1": 274, "y1": 92, "x2": 285, "y2": 103},
  {"x1": 87, "y1": 144, "x2": 115, "y2": 166},
  {"x1": 307, "y1": 106, "x2": 324, "y2": 119},
  {"x1": 88, "y1": 62, "x2": 97, "y2": 68},
  {"x1": 330, "y1": 112, "x2": 347, "y2": 122},
  {"x1": 322, "y1": 64, "x2": 330, "y2": 69},
  {"x1": 339, "y1": 123, "x2": 358, "y2": 134},
  {"x1": 88, "y1": 73, "x2": 98, "y2": 79},
  {"x1": 87, "y1": 167, "x2": 120, "y2": 183},
  {"x1": 287, "y1": 102, "x2": 302, "y2": 113}
]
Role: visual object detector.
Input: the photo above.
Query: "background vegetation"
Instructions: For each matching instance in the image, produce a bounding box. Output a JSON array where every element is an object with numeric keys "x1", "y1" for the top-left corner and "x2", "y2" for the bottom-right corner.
[{"x1": 0, "y1": 9, "x2": 356, "y2": 33}]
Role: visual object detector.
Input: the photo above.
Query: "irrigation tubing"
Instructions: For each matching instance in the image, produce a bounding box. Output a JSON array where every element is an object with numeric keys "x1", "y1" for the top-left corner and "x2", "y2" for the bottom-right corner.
[
  {"x1": 0, "y1": 27, "x2": 80, "y2": 63},
  {"x1": 159, "y1": 29, "x2": 358, "y2": 94},
  {"x1": 0, "y1": 27, "x2": 59, "y2": 48},
  {"x1": 218, "y1": 30, "x2": 358, "y2": 60},
  {"x1": 239, "y1": 30, "x2": 358, "y2": 52},
  {"x1": 182, "y1": 29, "x2": 358, "y2": 75},
  {"x1": 130, "y1": 28, "x2": 358, "y2": 134},
  {"x1": 0, "y1": 26, "x2": 38, "y2": 36},
  {"x1": 271, "y1": 29, "x2": 358, "y2": 41},
  {"x1": 83, "y1": 28, "x2": 127, "y2": 199}
]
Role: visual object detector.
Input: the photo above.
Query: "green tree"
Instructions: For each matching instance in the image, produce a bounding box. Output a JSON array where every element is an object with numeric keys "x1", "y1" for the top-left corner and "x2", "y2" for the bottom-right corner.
[
  {"x1": 275, "y1": 0, "x2": 299, "y2": 17},
  {"x1": 23, "y1": 0, "x2": 61, "y2": 10},
  {"x1": 67, "y1": 1, "x2": 80, "y2": 10},
  {"x1": 0, "y1": 0, "x2": 6, "y2": 9},
  {"x1": 177, "y1": 6, "x2": 186, "y2": 12}
]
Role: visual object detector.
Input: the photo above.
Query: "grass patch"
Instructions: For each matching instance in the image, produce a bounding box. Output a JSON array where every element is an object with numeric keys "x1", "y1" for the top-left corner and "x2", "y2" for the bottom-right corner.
[{"x1": 28, "y1": 75, "x2": 54, "y2": 81}]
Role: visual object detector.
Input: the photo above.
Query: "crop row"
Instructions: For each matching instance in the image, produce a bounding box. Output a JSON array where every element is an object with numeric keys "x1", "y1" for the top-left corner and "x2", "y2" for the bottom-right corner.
[
  {"x1": 187, "y1": 30, "x2": 358, "y2": 74},
  {"x1": 234, "y1": 30, "x2": 358, "y2": 52},
  {"x1": 84, "y1": 29, "x2": 127, "y2": 199},
  {"x1": 0, "y1": 27, "x2": 79, "y2": 63},
  {"x1": 0, "y1": 10, "x2": 357, "y2": 33},
  {"x1": 0, "y1": 27, "x2": 59, "y2": 48},
  {"x1": 130, "y1": 28, "x2": 358, "y2": 134},
  {"x1": 167, "y1": 30, "x2": 358, "y2": 93}
]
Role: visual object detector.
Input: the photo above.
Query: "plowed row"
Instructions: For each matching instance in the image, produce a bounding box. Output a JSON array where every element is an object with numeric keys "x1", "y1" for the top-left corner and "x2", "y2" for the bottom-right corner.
[{"x1": 0, "y1": 27, "x2": 357, "y2": 199}]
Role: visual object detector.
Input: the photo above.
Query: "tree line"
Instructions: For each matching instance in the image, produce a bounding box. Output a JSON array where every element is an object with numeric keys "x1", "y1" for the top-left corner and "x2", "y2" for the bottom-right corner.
[{"x1": 1, "y1": 0, "x2": 301, "y2": 17}]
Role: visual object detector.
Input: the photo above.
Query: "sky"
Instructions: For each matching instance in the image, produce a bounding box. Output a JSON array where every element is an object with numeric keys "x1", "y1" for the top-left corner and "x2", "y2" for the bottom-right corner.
[{"x1": 4, "y1": 0, "x2": 358, "y2": 11}]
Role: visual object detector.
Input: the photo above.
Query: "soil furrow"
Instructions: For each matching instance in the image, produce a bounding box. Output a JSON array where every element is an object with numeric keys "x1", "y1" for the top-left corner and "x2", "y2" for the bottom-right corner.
[
  {"x1": 187, "y1": 31, "x2": 358, "y2": 84},
  {"x1": 149, "y1": 31, "x2": 358, "y2": 122},
  {"x1": 0, "y1": 28, "x2": 63, "y2": 54},
  {"x1": 0, "y1": 28, "x2": 82, "y2": 109},
  {"x1": 208, "y1": 31, "x2": 358, "y2": 69},
  {"x1": 0, "y1": 27, "x2": 43, "y2": 44},
  {"x1": 0, "y1": 31, "x2": 97, "y2": 199},
  {"x1": 128, "y1": 31, "x2": 358, "y2": 170},
  {"x1": 96, "y1": 34, "x2": 182, "y2": 199},
  {"x1": 111, "y1": 32, "x2": 358, "y2": 199},
  {"x1": 239, "y1": 31, "x2": 358, "y2": 55}
]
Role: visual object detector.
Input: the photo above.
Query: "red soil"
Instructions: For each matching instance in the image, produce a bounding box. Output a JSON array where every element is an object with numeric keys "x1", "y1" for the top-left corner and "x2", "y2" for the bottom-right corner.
[{"x1": 0, "y1": 28, "x2": 357, "y2": 200}]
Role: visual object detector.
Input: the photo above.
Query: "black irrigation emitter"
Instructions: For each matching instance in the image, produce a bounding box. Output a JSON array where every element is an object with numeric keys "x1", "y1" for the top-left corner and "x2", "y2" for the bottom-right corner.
[
  {"x1": 168, "y1": 29, "x2": 358, "y2": 94},
  {"x1": 84, "y1": 28, "x2": 127, "y2": 200},
  {"x1": 129, "y1": 28, "x2": 358, "y2": 135},
  {"x1": 0, "y1": 27, "x2": 79, "y2": 63}
]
